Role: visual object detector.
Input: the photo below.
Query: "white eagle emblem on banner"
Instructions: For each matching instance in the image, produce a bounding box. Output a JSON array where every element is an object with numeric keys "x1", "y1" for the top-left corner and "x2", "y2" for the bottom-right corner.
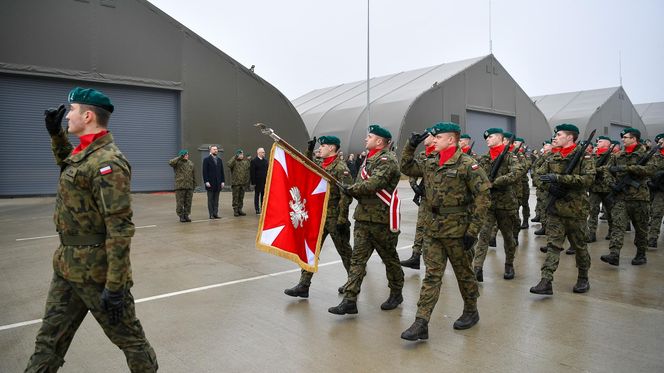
[{"x1": 289, "y1": 187, "x2": 309, "y2": 228}]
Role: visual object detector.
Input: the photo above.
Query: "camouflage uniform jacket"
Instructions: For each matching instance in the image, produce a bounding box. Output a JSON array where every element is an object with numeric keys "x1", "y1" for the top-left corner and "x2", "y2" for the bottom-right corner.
[
  {"x1": 531, "y1": 152, "x2": 551, "y2": 189},
  {"x1": 408, "y1": 150, "x2": 430, "y2": 202},
  {"x1": 51, "y1": 131, "x2": 135, "y2": 291},
  {"x1": 168, "y1": 155, "x2": 196, "y2": 190},
  {"x1": 401, "y1": 143, "x2": 491, "y2": 238},
  {"x1": 649, "y1": 153, "x2": 664, "y2": 192},
  {"x1": 228, "y1": 156, "x2": 251, "y2": 186},
  {"x1": 589, "y1": 150, "x2": 613, "y2": 193},
  {"x1": 605, "y1": 144, "x2": 657, "y2": 201},
  {"x1": 535, "y1": 146, "x2": 595, "y2": 218},
  {"x1": 479, "y1": 150, "x2": 523, "y2": 210},
  {"x1": 318, "y1": 155, "x2": 353, "y2": 225},
  {"x1": 349, "y1": 148, "x2": 401, "y2": 224}
]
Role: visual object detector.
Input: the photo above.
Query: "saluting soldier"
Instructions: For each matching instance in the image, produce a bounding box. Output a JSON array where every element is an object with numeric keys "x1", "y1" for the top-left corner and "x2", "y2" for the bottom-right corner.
[
  {"x1": 228, "y1": 149, "x2": 251, "y2": 216},
  {"x1": 284, "y1": 136, "x2": 353, "y2": 297},
  {"x1": 328, "y1": 125, "x2": 404, "y2": 315},
  {"x1": 26, "y1": 88, "x2": 158, "y2": 372},
  {"x1": 400, "y1": 132, "x2": 436, "y2": 270},
  {"x1": 530, "y1": 124, "x2": 595, "y2": 295},
  {"x1": 586, "y1": 136, "x2": 614, "y2": 243},
  {"x1": 169, "y1": 149, "x2": 196, "y2": 222},
  {"x1": 473, "y1": 128, "x2": 524, "y2": 282},
  {"x1": 647, "y1": 134, "x2": 664, "y2": 247},
  {"x1": 600, "y1": 128, "x2": 657, "y2": 266},
  {"x1": 400, "y1": 122, "x2": 490, "y2": 340}
]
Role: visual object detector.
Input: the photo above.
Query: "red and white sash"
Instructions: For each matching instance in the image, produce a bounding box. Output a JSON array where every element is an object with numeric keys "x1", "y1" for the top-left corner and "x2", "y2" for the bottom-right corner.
[{"x1": 360, "y1": 160, "x2": 401, "y2": 233}]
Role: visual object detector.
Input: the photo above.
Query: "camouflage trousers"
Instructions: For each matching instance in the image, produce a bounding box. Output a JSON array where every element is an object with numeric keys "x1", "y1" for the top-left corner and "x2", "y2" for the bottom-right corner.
[
  {"x1": 231, "y1": 185, "x2": 246, "y2": 213},
  {"x1": 25, "y1": 274, "x2": 158, "y2": 373},
  {"x1": 474, "y1": 208, "x2": 517, "y2": 268},
  {"x1": 587, "y1": 191, "x2": 614, "y2": 236},
  {"x1": 609, "y1": 199, "x2": 649, "y2": 255},
  {"x1": 489, "y1": 209, "x2": 519, "y2": 243},
  {"x1": 416, "y1": 235, "x2": 479, "y2": 322},
  {"x1": 343, "y1": 221, "x2": 403, "y2": 302},
  {"x1": 411, "y1": 202, "x2": 426, "y2": 255},
  {"x1": 648, "y1": 190, "x2": 664, "y2": 241},
  {"x1": 175, "y1": 188, "x2": 193, "y2": 216},
  {"x1": 299, "y1": 222, "x2": 352, "y2": 286},
  {"x1": 541, "y1": 215, "x2": 590, "y2": 281},
  {"x1": 535, "y1": 188, "x2": 549, "y2": 226},
  {"x1": 520, "y1": 180, "x2": 530, "y2": 221}
]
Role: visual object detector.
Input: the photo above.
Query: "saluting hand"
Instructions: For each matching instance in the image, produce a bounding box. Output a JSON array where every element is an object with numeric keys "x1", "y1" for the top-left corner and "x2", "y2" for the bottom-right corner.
[{"x1": 44, "y1": 104, "x2": 66, "y2": 136}]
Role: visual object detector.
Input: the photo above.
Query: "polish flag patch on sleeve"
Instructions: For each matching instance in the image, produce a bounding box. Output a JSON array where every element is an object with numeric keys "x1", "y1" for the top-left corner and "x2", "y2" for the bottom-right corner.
[
  {"x1": 99, "y1": 165, "x2": 112, "y2": 175},
  {"x1": 471, "y1": 164, "x2": 479, "y2": 170}
]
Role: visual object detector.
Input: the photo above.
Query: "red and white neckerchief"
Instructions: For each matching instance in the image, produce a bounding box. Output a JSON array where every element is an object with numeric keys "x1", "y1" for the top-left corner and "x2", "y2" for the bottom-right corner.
[{"x1": 360, "y1": 152, "x2": 400, "y2": 233}]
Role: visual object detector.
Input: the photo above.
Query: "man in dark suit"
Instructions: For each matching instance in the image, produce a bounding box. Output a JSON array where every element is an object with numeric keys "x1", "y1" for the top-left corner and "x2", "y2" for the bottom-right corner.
[
  {"x1": 250, "y1": 147, "x2": 269, "y2": 214},
  {"x1": 202, "y1": 145, "x2": 225, "y2": 218}
]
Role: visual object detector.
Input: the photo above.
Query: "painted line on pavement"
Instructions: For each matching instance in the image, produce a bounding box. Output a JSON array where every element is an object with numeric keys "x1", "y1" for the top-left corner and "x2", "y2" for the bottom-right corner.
[{"x1": 15, "y1": 225, "x2": 157, "y2": 242}]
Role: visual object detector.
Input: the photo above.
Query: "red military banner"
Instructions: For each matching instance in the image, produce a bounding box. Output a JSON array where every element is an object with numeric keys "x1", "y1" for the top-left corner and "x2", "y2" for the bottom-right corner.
[{"x1": 256, "y1": 143, "x2": 330, "y2": 272}]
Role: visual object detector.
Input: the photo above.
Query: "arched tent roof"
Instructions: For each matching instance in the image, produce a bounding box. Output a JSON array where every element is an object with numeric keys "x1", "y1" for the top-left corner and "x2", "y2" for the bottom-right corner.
[
  {"x1": 294, "y1": 55, "x2": 550, "y2": 155},
  {"x1": 531, "y1": 87, "x2": 648, "y2": 141},
  {"x1": 636, "y1": 102, "x2": 664, "y2": 137}
]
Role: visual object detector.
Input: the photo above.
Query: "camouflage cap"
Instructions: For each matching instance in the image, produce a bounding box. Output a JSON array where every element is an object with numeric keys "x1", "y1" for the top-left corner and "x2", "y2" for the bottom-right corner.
[
  {"x1": 68, "y1": 87, "x2": 114, "y2": 113},
  {"x1": 428, "y1": 122, "x2": 461, "y2": 136},
  {"x1": 597, "y1": 135, "x2": 611, "y2": 141},
  {"x1": 368, "y1": 124, "x2": 392, "y2": 140},
  {"x1": 318, "y1": 135, "x2": 341, "y2": 146},
  {"x1": 460, "y1": 133, "x2": 472, "y2": 139},
  {"x1": 620, "y1": 127, "x2": 641, "y2": 138},
  {"x1": 483, "y1": 128, "x2": 503, "y2": 139},
  {"x1": 554, "y1": 123, "x2": 579, "y2": 134},
  {"x1": 178, "y1": 149, "x2": 188, "y2": 156},
  {"x1": 655, "y1": 133, "x2": 664, "y2": 142}
]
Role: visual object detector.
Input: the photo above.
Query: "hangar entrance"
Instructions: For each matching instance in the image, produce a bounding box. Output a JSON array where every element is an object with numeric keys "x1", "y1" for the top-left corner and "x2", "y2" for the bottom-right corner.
[{"x1": 465, "y1": 110, "x2": 515, "y2": 155}]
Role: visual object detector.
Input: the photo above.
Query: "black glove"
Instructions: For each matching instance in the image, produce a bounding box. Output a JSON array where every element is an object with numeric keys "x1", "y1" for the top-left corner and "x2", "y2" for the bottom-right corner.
[
  {"x1": 548, "y1": 183, "x2": 567, "y2": 198},
  {"x1": 462, "y1": 234, "x2": 476, "y2": 251},
  {"x1": 307, "y1": 137, "x2": 317, "y2": 153},
  {"x1": 44, "y1": 104, "x2": 66, "y2": 136},
  {"x1": 539, "y1": 173, "x2": 558, "y2": 183},
  {"x1": 609, "y1": 165, "x2": 626, "y2": 174},
  {"x1": 611, "y1": 183, "x2": 623, "y2": 193},
  {"x1": 101, "y1": 288, "x2": 125, "y2": 325},
  {"x1": 409, "y1": 131, "x2": 429, "y2": 148},
  {"x1": 411, "y1": 183, "x2": 423, "y2": 196}
]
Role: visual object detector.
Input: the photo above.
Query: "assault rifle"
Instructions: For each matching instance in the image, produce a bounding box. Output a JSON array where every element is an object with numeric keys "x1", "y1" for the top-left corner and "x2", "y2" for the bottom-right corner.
[
  {"x1": 412, "y1": 178, "x2": 425, "y2": 206},
  {"x1": 488, "y1": 133, "x2": 515, "y2": 182},
  {"x1": 608, "y1": 144, "x2": 660, "y2": 200},
  {"x1": 466, "y1": 141, "x2": 475, "y2": 155},
  {"x1": 545, "y1": 129, "x2": 596, "y2": 214}
]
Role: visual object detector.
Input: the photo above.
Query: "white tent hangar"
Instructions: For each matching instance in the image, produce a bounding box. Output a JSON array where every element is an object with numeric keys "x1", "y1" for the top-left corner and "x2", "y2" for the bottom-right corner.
[
  {"x1": 293, "y1": 55, "x2": 551, "y2": 155},
  {"x1": 635, "y1": 102, "x2": 664, "y2": 138},
  {"x1": 531, "y1": 87, "x2": 648, "y2": 142}
]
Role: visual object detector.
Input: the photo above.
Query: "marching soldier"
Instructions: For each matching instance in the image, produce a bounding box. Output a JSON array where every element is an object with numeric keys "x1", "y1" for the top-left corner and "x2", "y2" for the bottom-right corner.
[
  {"x1": 400, "y1": 122, "x2": 490, "y2": 340},
  {"x1": 459, "y1": 133, "x2": 477, "y2": 157},
  {"x1": 328, "y1": 125, "x2": 404, "y2": 315},
  {"x1": 473, "y1": 128, "x2": 523, "y2": 282},
  {"x1": 586, "y1": 136, "x2": 614, "y2": 243},
  {"x1": 600, "y1": 128, "x2": 657, "y2": 266},
  {"x1": 169, "y1": 149, "x2": 196, "y2": 222},
  {"x1": 228, "y1": 149, "x2": 250, "y2": 216},
  {"x1": 647, "y1": 134, "x2": 664, "y2": 247},
  {"x1": 530, "y1": 124, "x2": 595, "y2": 295},
  {"x1": 26, "y1": 87, "x2": 158, "y2": 372},
  {"x1": 514, "y1": 137, "x2": 532, "y2": 229},
  {"x1": 284, "y1": 136, "x2": 353, "y2": 297},
  {"x1": 400, "y1": 133, "x2": 436, "y2": 270}
]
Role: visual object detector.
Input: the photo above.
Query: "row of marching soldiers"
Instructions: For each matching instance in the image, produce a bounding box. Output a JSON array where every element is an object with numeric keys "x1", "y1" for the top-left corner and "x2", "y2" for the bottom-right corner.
[{"x1": 282, "y1": 122, "x2": 664, "y2": 342}]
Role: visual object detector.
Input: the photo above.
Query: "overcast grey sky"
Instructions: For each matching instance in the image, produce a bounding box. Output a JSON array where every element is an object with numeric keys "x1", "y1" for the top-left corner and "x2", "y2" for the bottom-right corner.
[{"x1": 149, "y1": 0, "x2": 663, "y2": 104}]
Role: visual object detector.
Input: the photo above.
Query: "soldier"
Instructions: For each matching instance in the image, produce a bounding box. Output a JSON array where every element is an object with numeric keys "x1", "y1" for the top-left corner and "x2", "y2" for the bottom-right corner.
[
  {"x1": 459, "y1": 133, "x2": 477, "y2": 157},
  {"x1": 647, "y1": 134, "x2": 664, "y2": 247},
  {"x1": 328, "y1": 125, "x2": 404, "y2": 315},
  {"x1": 473, "y1": 128, "x2": 523, "y2": 282},
  {"x1": 250, "y1": 147, "x2": 268, "y2": 214},
  {"x1": 26, "y1": 87, "x2": 158, "y2": 372},
  {"x1": 514, "y1": 137, "x2": 532, "y2": 229},
  {"x1": 532, "y1": 140, "x2": 552, "y2": 224},
  {"x1": 400, "y1": 122, "x2": 490, "y2": 340},
  {"x1": 169, "y1": 149, "x2": 196, "y2": 222},
  {"x1": 400, "y1": 132, "x2": 436, "y2": 270},
  {"x1": 284, "y1": 136, "x2": 354, "y2": 297},
  {"x1": 530, "y1": 124, "x2": 595, "y2": 295},
  {"x1": 600, "y1": 128, "x2": 657, "y2": 266},
  {"x1": 586, "y1": 136, "x2": 614, "y2": 243},
  {"x1": 228, "y1": 149, "x2": 250, "y2": 216}
]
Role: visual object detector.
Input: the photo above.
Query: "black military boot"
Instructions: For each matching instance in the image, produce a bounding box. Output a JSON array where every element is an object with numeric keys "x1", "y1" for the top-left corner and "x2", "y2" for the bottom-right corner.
[
  {"x1": 648, "y1": 238, "x2": 657, "y2": 248},
  {"x1": 184, "y1": 215, "x2": 192, "y2": 222},
  {"x1": 573, "y1": 277, "x2": 590, "y2": 293},
  {"x1": 284, "y1": 283, "x2": 309, "y2": 298},
  {"x1": 531, "y1": 215, "x2": 541, "y2": 223},
  {"x1": 401, "y1": 318, "x2": 429, "y2": 341},
  {"x1": 474, "y1": 267, "x2": 483, "y2": 282},
  {"x1": 238, "y1": 210, "x2": 246, "y2": 216},
  {"x1": 233, "y1": 210, "x2": 240, "y2": 217},
  {"x1": 503, "y1": 264, "x2": 515, "y2": 280},
  {"x1": 565, "y1": 247, "x2": 576, "y2": 255},
  {"x1": 179, "y1": 215, "x2": 187, "y2": 222},
  {"x1": 400, "y1": 252, "x2": 421, "y2": 270},
  {"x1": 489, "y1": 237, "x2": 497, "y2": 247},
  {"x1": 587, "y1": 232, "x2": 596, "y2": 243},
  {"x1": 520, "y1": 219, "x2": 529, "y2": 229},
  {"x1": 328, "y1": 299, "x2": 358, "y2": 315},
  {"x1": 534, "y1": 227, "x2": 546, "y2": 235},
  {"x1": 529, "y1": 278, "x2": 553, "y2": 295},
  {"x1": 600, "y1": 252, "x2": 620, "y2": 266},
  {"x1": 626, "y1": 223, "x2": 631, "y2": 231},
  {"x1": 631, "y1": 253, "x2": 647, "y2": 265},
  {"x1": 540, "y1": 246, "x2": 548, "y2": 253},
  {"x1": 453, "y1": 310, "x2": 479, "y2": 330},
  {"x1": 380, "y1": 292, "x2": 403, "y2": 310}
]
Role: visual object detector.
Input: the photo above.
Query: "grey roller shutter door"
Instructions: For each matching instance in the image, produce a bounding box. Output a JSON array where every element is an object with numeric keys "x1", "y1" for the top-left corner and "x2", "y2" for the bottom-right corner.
[
  {"x1": 466, "y1": 110, "x2": 515, "y2": 155},
  {"x1": 0, "y1": 74, "x2": 179, "y2": 196}
]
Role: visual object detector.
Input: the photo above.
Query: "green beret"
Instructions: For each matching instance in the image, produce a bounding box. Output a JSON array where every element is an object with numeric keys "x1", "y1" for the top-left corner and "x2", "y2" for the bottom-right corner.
[
  {"x1": 318, "y1": 135, "x2": 341, "y2": 146},
  {"x1": 543, "y1": 139, "x2": 552, "y2": 145},
  {"x1": 655, "y1": 133, "x2": 664, "y2": 142},
  {"x1": 503, "y1": 131, "x2": 513, "y2": 139},
  {"x1": 68, "y1": 87, "x2": 114, "y2": 113},
  {"x1": 236, "y1": 149, "x2": 244, "y2": 155},
  {"x1": 611, "y1": 140, "x2": 620, "y2": 146},
  {"x1": 460, "y1": 133, "x2": 471, "y2": 139},
  {"x1": 483, "y1": 128, "x2": 503, "y2": 139},
  {"x1": 554, "y1": 123, "x2": 579, "y2": 134},
  {"x1": 428, "y1": 122, "x2": 461, "y2": 136},
  {"x1": 368, "y1": 124, "x2": 392, "y2": 140},
  {"x1": 515, "y1": 137, "x2": 525, "y2": 143},
  {"x1": 597, "y1": 135, "x2": 611, "y2": 141},
  {"x1": 620, "y1": 127, "x2": 641, "y2": 138},
  {"x1": 178, "y1": 149, "x2": 188, "y2": 156}
]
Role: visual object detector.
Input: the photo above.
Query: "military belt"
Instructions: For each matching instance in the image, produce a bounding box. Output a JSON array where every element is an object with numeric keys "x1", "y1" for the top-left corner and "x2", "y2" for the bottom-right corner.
[
  {"x1": 59, "y1": 233, "x2": 106, "y2": 246},
  {"x1": 431, "y1": 205, "x2": 468, "y2": 214}
]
